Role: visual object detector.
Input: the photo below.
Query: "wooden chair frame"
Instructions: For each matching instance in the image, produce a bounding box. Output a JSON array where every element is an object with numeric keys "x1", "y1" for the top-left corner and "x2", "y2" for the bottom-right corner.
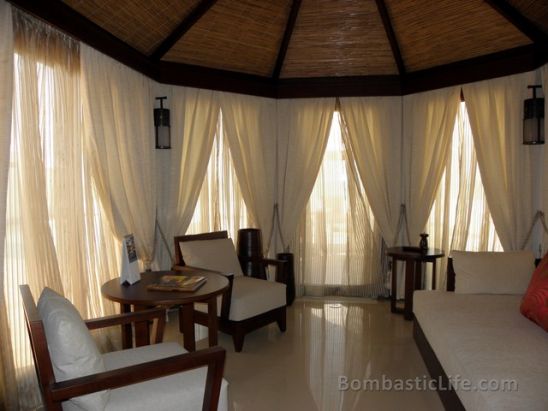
[
  {"x1": 20, "y1": 284, "x2": 226, "y2": 411},
  {"x1": 173, "y1": 231, "x2": 287, "y2": 352}
]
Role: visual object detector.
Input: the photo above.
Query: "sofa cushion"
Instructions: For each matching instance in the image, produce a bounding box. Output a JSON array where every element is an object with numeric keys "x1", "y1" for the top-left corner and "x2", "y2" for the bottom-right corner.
[
  {"x1": 101, "y1": 343, "x2": 228, "y2": 411},
  {"x1": 452, "y1": 250, "x2": 535, "y2": 294},
  {"x1": 37, "y1": 287, "x2": 108, "y2": 411},
  {"x1": 520, "y1": 252, "x2": 548, "y2": 332},
  {"x1": 179, "y1": 238, "x2": 243, "y2": 277}
]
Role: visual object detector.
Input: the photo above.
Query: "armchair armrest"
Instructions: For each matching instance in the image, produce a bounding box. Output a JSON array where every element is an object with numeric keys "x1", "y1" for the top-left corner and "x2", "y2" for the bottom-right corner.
[
  {"x1": 263, "y1": 258, "x2": 288, "y2": 284},
  {"x1": 50, "y1": 346, "x2": 226, "y2": 411},
  {"x1": 85, "y1": 308, "x2": 166, "y2": 344}
]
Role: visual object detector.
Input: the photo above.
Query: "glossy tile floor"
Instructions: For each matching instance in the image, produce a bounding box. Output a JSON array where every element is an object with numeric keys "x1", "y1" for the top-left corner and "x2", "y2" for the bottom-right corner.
[{"x1": 164, "y1": 298, "x2": 443, "y2": 411}]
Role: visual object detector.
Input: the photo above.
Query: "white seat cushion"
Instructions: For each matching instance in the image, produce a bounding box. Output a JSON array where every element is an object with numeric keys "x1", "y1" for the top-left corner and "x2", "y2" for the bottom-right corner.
[
  {"x1": 196, "y1": 276, "x2": 286, "y2": 321},
  {"x1": 102, "y1": 343, "x2": 228, "y2": 411},
  {"x1": 179, "y1": 238, "x2": 244, "y2": 277},
  {"x1": 452, "y1": 250, "x2": 535, "y2": 294},
  {"x1": 37, "y1": 287, "x2": 109, "y2": 411}
]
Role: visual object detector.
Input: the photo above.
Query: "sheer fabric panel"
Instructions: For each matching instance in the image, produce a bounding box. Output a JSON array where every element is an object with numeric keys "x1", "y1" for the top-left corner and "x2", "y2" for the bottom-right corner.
[
  {"x1": 0, "y1": 2, "x2": 15, "y2": 409},
  {"x1": 155, "y1": 86, "x2": 219, "y2": 268},
  {"x1": 295, "y1": 114, "x2": 384, "y2": 297},
  {"x1": 5, "y1": 12, "x2": 119, "y2": 410},
  {"x1": 402, "y1": 87, "x2": 460, "y2": 244},
  {"x1": 339, "y1": 96, "x2": 402, "y2": 246},
  {"x1": 277, "y1": 98, "x2": 335, "y2": 251},
  {"x1": 81, "y1": 44, "x2": 156, "y2": 267},
  {"x1": 463, "y1": 72, "x2": 536, "y2": 251},
  {"x1": 220, "y1": 92, "x2": 277, "y2": 239},
  {"x1": 539, "y1": 64, "x2": 548, "y2": 253}
]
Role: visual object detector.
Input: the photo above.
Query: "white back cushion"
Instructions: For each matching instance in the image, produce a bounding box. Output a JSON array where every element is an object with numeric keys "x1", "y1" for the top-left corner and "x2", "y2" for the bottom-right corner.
[
  {"x1": 37, "y1": 287, "x2": 108, "y2": 410},
  {"x1": 179, "y1": 238, "x2": 244, "y2": 277},
  {"x1": 452, "y1": 251, "x2": 535, "y2": 294}
]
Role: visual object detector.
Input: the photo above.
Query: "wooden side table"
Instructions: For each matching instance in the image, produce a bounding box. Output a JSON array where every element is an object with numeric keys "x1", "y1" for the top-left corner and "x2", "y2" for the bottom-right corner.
[
  {"x1": 387, "y1": 247, "x2": 444, "y2": 320},
  {"x1": 102, "y1": 270, "x2": 229, "y2": 351}
]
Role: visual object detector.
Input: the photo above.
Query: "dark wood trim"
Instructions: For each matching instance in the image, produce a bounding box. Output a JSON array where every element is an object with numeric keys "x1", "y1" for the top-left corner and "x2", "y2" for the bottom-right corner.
[
  {"x1": 403, "y1": 44, "x2": 548, "y2": 95},
  {"x1": 8, "y1": 0, "x2": 156, "y2": 78},
  {"x1": 484, "y1": 0, "x2": 548, "y2": 44},
  {"x1": 272, "y1": 0, "x2": 302, "y2": 79},
  {"x1": 159, "y1": 61, "x2": 277, "y2": 97},
  {"x1": 413, "y1": 318, "x2": 465, "y2": 411},
  {"x1": 375, "y1": 0, "x2": 406, "y2": 75},
  {"x1": 447, "y1": 258, "x2": 456, "y2": 292},
  {"x1": 149, "y1": 0, "x2": 219, "y2": 61}
]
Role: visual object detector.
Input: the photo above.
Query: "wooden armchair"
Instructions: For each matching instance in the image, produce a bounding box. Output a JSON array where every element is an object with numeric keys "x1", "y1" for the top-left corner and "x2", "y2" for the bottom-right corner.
[
  {"x1": 20, "y1": 285, "x2": 227, "y2": 411},
  {"x1": 173, "y1": 231, "x2": 287, "y2": 352}
]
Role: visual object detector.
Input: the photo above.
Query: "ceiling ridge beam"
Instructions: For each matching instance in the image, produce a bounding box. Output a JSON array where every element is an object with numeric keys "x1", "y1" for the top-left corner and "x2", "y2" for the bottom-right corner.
[
  {"x1": 272, "y1": 0, "x2": 302, "y2": 80},
  {"x1": 375, "y1": 0, "x2": 406, "y2": 75},
  {"x1": 150, "y1": 0, "x2": 218, "y2": 61},
  {"x1": 484, "y1": 0, "x2": 548, "y2": 44}
]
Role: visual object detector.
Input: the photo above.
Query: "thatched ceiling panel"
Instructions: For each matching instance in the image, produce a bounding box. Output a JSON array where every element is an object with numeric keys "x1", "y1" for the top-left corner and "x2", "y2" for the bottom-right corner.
[
  {"x1": 281, "y1": 0, "x2": 397, "y2": 78},
  {"x1": 63, "y1": 0, "x2": 200, "y2": 55},
  {"x1": 164, "y1": 0, "x2": 292, "y2": 76},
  {"x1": 385, "y1": 0, "x2": 531, "y2": 72}
]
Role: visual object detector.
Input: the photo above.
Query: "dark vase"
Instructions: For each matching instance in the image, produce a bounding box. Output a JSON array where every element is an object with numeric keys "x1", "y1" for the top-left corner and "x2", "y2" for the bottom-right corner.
[
  {"x1": 419, "y1": 233, "x2": 429, "y2": 253},
  {"x1": 237, "y1": 228, "x2": 266, "y2": 279}
]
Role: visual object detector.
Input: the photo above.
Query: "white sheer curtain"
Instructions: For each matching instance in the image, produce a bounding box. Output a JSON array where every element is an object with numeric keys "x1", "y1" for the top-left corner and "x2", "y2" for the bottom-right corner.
[
  {"x1": 5, "y1": 12, "x2": 119, "y2": 410},
  {"x1": 402, "y1": 87, "x2": 460, "y2": 244},
  {"x1": 539, "y1": 64, "x2": 548, "y2": 252},
  {"x1": 276, "y1": 98, "x2": 335, "y2": 251},
  {"x1": 81, "y1": 44, "x2": 156, "y2": 268},
  {"x1": 463, "y1": 72, "x2": 536, "y2": 251},
  {"x1": 426, "y1": 102, "x2": 503, "y2": 289},
  {"x1": 339, "y1": 96, "x2": 403, "y2": 246},
  {"x1": 0, "y1": 2, "x2": 15, "y2": 409},
  {"x1": 296, "y1": 113, "x2": 384, "y2": 297},
  {"x1": 155, "y1": 86, "x2": 219, "y2": 268},
  {"x1": 187, "y1": 113, "x2": 249, "y2": 240},
  {"x1": 220, "y1": 92, "x2": 277, "y2": 238}
]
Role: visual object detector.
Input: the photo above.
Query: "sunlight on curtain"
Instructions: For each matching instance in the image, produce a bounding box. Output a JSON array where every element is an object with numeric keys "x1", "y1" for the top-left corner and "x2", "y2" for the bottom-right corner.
[
  {"x1": 4, "y1": 11, "x2": 119, "y2": 409},
  {"x1": 296, "y1": 113, "x2": 385, "y2": 297},
  {"x1": 426, "y1": 102, "x2": 502, "y2": 289},
  {"x1": 187, "y1": 112, "x2": 249, "y2": 240}
]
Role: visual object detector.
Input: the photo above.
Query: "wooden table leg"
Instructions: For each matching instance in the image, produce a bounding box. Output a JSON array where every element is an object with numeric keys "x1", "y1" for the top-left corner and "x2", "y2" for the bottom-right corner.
[
  {"x1": 431, "y1": 260, "x2": 437, "y2": 290},
  {"x1": 121, "y1": 303, "x2": 132, "y2": 349},
  {"x1": 207, "y1": 296, "x2": 218, "y2": 347},
  {"x1": 414, "y1": 261, "x2": 423, "y2": 290},
  {"x1": 133, "y1": 305, "x2": 151, "y2": 347},
  {"x1": 179, "y1": 303, "x2": 196, "y2": 352},
  {"x1": 404, "y1": 260, "x2": 415, "y2": 321},
  {"x1": 390, "y1": 259, "x2": 398, "y2": 313}
]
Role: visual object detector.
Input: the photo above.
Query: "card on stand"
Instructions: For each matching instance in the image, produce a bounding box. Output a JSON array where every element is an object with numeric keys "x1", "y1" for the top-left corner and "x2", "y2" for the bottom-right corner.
[{"x1": 120, "y1": 234, "x2": 141, "y2": 284}]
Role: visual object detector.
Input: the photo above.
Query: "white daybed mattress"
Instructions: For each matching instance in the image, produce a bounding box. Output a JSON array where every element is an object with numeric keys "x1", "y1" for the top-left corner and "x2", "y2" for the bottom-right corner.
[{"x1": 414, "y1": 291, "x2": 548, "y2": 411}]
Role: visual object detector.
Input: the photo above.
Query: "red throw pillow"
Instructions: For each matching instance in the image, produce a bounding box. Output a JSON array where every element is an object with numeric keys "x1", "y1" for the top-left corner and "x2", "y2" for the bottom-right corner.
[{"x1": 520, "y1": 252, "x2": 548, "y2": 332}]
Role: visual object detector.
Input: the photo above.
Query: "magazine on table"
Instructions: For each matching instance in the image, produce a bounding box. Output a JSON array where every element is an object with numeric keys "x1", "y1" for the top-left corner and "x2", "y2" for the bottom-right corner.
[{"x1": 147, "y1": 274, "x2": 207, "y2": 292}]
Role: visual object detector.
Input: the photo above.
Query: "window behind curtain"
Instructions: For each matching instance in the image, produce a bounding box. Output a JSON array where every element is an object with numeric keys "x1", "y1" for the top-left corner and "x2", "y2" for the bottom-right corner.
[
  {"x1": 187, "y1": 111, "x2": 249, "y2": 240},
  {"x1": 296, "y1": 112, "x2": 385, "y2": 297}
]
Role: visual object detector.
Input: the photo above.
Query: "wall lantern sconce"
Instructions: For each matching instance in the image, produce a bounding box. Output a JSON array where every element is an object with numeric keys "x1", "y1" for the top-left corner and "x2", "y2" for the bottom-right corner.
[
  {"x1": 523, "y1": 85, "x2": 544, "y2": 145},
  {"x1": 154, "y1": 96, "x2": 171, "y2": 149}
]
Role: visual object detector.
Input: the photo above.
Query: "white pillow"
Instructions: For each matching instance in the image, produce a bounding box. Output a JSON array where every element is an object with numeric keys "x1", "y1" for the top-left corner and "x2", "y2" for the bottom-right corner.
[
  {"x1": 452, "y1": 250, "x2": 535, "y2": 294},
  {"x1": 179, "y1": 238, "x2": 244, "y2": 277},
  {"x1": 37, "y1": 287, "x2": 109, "y2": 410}
]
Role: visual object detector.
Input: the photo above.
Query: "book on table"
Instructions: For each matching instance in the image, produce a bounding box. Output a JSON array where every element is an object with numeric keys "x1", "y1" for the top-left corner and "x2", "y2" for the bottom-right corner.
[{"x1": 147, "y1": 275, "x2": 207, "y2": 292}]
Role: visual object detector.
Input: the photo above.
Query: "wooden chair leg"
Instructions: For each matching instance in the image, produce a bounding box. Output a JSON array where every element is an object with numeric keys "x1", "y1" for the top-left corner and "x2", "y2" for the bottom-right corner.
[
  {"x1": 232, "y1": 327, "x2": 245, "y2": 352},
  {"x1": 276, "y1": 309, "x2": 286, "y2": 332}
]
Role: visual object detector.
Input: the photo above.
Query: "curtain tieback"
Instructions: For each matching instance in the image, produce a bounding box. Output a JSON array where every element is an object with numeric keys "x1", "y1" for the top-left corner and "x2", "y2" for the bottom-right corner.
[{"x1": 520, "y1": 210, "x2": 548, "y2": 250}]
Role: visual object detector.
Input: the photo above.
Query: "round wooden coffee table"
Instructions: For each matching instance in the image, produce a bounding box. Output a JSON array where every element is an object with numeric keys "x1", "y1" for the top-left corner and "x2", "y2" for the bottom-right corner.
[{"x1": 102, "y1": 270, "x2": 229, "y2": 351}]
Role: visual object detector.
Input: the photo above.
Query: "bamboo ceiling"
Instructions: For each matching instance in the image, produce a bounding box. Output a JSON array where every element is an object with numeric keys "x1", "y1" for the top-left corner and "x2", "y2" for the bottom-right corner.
[{"x1": 46, "y1": 0, "x2": 548, "y2": 87}]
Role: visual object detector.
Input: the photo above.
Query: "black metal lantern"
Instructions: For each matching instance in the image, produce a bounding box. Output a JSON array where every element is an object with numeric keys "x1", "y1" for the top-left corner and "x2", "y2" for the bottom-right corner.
[
  {"x1": 523, "y1": 85, "x2": 544, "y2": 145},
  {"x1": 154, "y1": 96, "x2": 171, "y2": 149}
]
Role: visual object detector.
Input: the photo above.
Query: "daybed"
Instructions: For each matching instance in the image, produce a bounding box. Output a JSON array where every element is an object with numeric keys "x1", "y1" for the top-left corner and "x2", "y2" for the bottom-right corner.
[{"x1": 413, "y1": 251, "x2": 548, "y2": 411}]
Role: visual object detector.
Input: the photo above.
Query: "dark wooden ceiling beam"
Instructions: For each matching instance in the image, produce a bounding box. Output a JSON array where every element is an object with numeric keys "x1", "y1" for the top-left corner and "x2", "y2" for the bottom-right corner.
[
  {"x1": 149, "y1": 0, "x2": 218, "y2": 61},
  {"x1": 272, "y1": 0, "x2": 302, "y2": 79},
  {"x1": 375, "y1": 0, "x2": 406, "y2": 75},
  {"x1": 484, "y1": 0, "x2": 548, "y2": 44}
]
